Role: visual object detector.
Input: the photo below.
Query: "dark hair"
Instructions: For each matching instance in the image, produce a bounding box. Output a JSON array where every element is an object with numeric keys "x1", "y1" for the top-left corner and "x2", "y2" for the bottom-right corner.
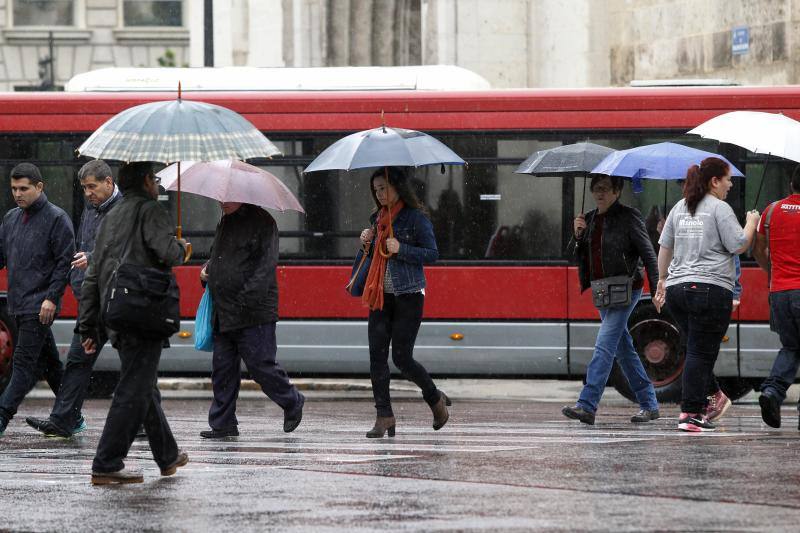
[
  {"x1": 589, "y1": 174, "x2": 623, "y2": 192},
  {"x1": 79, "y1": 160, "x2": 113, "y2": 182},
  {"x1": 683, "y1": 157, "x2": 729, "y2": 216},
  {"x1": 792, "y1": 165, "x2": 800, "y2": 193},
  {"x1": 117, "y1": 162, "x2": 153, "y2": 193},
  {"x1": 369, "y1": 167, "x2": 425, "y2": 212},
  {"x1": 10, "y1": 162, "x2": 43, "y2": 185}
]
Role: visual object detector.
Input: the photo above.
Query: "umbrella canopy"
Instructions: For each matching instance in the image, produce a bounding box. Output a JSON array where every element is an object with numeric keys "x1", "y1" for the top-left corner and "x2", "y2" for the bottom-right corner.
[
  {"x1": 515, "y1": 142, "x2": 614, "y2": 176},
  {"x1": 688, "y1": 111, "x2": 800, "y2": 164},
  {"x1": 591, "y1": 142, "x2": 744, "y2": 181},
  {"x1": 157, "y1": 160, "x2": 304, "y2": 213},
  {"x1": 304, "y1": 126, "x2": 465, "y2": 172},
  {"x1": 77, "y1": 98, "x2": 281, "y2": 163}
]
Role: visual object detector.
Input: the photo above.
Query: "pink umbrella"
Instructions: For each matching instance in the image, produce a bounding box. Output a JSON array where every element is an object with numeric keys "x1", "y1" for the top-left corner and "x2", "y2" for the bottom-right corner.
[{"x1": 156, "y1": 160, "x2": 304, "y2": 213}]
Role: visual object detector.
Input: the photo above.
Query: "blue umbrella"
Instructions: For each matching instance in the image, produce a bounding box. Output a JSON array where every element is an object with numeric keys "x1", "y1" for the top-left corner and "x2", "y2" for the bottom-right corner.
[
  {"x1": 591, "y1": 142, "x2": 744, "y2": 186},
  {"x1": 304, "y1": 126, "x2": 465, "y2": 172}
]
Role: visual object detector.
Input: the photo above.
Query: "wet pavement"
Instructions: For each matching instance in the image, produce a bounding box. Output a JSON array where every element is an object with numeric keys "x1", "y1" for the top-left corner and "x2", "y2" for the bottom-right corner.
[{"x1": 2, "y1": 389, "x2": 800, "y2": 532}]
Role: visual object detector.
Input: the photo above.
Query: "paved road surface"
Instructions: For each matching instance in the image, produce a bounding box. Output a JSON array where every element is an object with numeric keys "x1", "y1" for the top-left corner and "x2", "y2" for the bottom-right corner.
[{"x1": 1, "y1": 388, "x2": 799, "y2": 531}]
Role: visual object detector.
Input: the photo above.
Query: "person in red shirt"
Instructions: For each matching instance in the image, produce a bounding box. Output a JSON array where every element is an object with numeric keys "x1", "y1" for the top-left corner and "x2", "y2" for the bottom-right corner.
[{"x1": 752, "y1": 166, "x2": 800, "y2": 429}]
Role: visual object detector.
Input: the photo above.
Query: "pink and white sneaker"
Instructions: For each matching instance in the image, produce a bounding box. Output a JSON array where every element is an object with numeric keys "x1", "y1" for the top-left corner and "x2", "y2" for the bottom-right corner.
[
  {"x1": 705, "y1": 389, "x2": 732, "y2": 423},
  {"x1": 678, "y1": 412, "x2": 716, "y2": 432}
]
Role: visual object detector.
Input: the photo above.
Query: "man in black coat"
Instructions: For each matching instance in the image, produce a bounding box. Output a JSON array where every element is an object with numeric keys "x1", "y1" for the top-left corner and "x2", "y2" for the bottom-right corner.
[
  {"x1": 0, "y1": 163, "x2": 74, "y2": 437},
  {"x1": 199, "y1": 202, "x2": 304, "y2": 438},
  {"x1": 79, "y1": 162, "x2": 189, "y2": 484},
  {"x1": 26, "y1": 160, "x2": 122, "y2": 438}
]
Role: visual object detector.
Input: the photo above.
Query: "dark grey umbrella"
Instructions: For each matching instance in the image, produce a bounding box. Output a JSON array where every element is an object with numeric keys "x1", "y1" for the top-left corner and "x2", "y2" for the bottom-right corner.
[{"x1": 515, "y1": 142, "x2": 614, "y2": 212}]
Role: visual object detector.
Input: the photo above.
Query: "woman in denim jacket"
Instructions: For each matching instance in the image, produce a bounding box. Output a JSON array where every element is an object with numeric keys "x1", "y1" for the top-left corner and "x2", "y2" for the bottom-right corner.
[{"x1": 358, "y1": 167, "x2": 450, "y2": 438}]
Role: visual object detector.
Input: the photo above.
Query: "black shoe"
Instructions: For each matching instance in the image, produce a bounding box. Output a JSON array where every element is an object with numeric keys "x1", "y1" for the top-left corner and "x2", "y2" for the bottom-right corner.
[
  {"x1": 25, "y1": 416, "x2": 49, "y2": 432},
  {"x1": 26, "y1": 417, "x2": 71, "y2": 438},
  {"x1": 160, "y1": 450, "x2": 189, "y2": 476},
  {"x1": 562, "y1": 405, "x2": 595, "y2": 425},
  {"x1": 200, "y1": 427, "x2": 239, "y2": 439},
  {"x1": 91, "y1": 468, "x2": 144, "y2": 485},
  {"x1": 135, "y1": 425, "x2": 147, "y2": 439},
  {"x1": 631, "y1": 409, "x2": 660, "y2": 423},
  {"x1": 284, "y1": 393, "x2": 305, "y2": 433},
  {"x1": 759, "y1": 394, "x2": 781, "y2": 428},
  {"x1": 0, "y1": 416, "x2": 7, "y2": 437}
]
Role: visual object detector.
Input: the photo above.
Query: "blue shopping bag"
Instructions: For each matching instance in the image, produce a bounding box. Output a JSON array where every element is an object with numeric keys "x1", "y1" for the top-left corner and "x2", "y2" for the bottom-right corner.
[{"x1": 194, "y1": 287, "x2": 214, "y2": 352}]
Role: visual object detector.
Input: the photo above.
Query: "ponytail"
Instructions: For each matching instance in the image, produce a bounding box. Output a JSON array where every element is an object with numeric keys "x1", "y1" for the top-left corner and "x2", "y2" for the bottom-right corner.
[{"x1": 683, "y1": 157, "x2": 729, "y2": 216}]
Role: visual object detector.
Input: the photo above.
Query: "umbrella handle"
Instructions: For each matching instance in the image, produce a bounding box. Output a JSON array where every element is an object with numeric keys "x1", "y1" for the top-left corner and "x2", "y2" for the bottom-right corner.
[{"x1": 378, "y1": 205, "x2": 395, "y2": 258}]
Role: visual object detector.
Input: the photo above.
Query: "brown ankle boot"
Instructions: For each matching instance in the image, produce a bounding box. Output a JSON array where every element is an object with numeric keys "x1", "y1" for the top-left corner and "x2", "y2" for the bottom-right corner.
[
  {"x1": 366, "y1": 416, "x2": 396, "y2": 438},
  {"x1": 431, "y1": 392, "x2": 450, "y2": 430}
]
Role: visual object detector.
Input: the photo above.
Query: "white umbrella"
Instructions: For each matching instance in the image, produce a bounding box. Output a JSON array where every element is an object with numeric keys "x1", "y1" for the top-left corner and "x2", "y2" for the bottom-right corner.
[
  {"x1": 688, "y1": 111, "x2": 800, "y2": 207},
  {"x1": 687, "y1": 111, "x2": 800, "y2": 163},
  {"x1": 157, "y1": 160, "x2": 304, "y2": 213}
]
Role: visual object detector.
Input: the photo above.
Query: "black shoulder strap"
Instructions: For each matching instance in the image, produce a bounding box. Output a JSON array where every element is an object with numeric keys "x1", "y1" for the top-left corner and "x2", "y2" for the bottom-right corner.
[{"x1": 119, "y1": 201, "x2": 146, "y2": 264}]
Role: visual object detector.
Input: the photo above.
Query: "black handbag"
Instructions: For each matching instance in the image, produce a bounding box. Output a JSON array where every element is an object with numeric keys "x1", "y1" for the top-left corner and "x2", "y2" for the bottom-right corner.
[
  {"x1": 103, "y1": 203, "x2": 181, "y2": 339},
  {"x1": 590, "y1": 275, "x2": 633, "y2": 309}
]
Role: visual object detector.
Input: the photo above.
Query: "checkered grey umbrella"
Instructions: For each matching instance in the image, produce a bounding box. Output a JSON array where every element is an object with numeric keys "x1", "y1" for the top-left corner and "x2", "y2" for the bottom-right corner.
[{"x1": 77, "y1": 98, "x2": 281, "y2": 163}]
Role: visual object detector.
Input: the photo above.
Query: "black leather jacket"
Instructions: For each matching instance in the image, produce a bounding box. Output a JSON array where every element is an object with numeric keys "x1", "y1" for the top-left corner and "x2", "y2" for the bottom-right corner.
[{"x1": 575, "y1": 200, "x2": 659, "y2": 294}]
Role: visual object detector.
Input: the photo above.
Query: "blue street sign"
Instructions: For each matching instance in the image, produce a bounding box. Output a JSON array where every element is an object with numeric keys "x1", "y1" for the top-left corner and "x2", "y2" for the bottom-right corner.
[{"x1": 732, "y1": 26, "x2": 749, "y2": 55}]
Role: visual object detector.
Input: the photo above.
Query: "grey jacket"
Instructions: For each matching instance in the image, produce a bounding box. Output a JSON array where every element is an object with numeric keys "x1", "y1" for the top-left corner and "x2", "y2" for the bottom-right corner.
[
  {"x1": 0, "y1": 192, "x2": 74, "y2": 315},
  {"x1": 70, "y1": 187, "x2": 122, "y2": 301},
  {"x1": 78, "y1": 191, "x2": 185, "y2": 341}
]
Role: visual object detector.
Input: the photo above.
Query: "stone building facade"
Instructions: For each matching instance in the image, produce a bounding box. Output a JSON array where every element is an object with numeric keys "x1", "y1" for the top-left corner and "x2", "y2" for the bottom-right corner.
[{"x1": 0, "y1": 0, "x2": 798, "y2": 91}]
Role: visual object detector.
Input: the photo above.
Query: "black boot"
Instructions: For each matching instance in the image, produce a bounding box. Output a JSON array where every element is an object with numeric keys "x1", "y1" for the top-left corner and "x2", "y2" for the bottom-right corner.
[
  {"x1": 431, "y1": 392, "x2": 450, "y2": 431},
  {"x1": 562, "y1": 405, "x2": 595, "y2": 425}
]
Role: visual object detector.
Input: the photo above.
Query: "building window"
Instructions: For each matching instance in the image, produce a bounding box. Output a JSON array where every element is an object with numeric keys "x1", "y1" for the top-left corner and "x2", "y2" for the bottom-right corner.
[
  {"x1": 122, "y1": 0, "x2": 182, "y2": 27},
  {"x1": 13, "y1": 0, "x2": 75, "y2": 26}
]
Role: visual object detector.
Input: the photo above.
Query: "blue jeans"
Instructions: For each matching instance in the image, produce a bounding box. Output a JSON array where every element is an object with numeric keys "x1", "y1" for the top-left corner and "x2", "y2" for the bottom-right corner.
[
  {"x1": 0, "y1": 315, "x2": 62, "y2": 423},
  {"x1": 578, "y1": 289, "x2": 658, "y2": 414},
  {"x1": 760, "y1": 289, "x2": 800, "y2": 405},
  {"x1": 666, "y1": 282, "x2": 732, "y2": 414}
]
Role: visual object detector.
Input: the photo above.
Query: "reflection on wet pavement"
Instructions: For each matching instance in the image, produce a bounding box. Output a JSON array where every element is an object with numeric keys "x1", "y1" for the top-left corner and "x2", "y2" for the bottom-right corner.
[{"x1": 1, "y1": 397, "x2": 800, "y2": 531}]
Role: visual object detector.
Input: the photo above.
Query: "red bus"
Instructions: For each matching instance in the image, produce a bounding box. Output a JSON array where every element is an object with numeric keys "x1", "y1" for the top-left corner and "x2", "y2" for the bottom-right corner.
[{"x1": 0, "y1": 82, "x2": 793, "y2": 401}]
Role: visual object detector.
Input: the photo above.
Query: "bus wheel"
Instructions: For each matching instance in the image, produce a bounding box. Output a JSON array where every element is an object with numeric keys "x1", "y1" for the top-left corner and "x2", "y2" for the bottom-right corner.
[
  {"x1": 0, "y1": 307, "x2": 16, "y2": 395},
  {"x1": 87, "y1": 372, "x2": 119, "y2": 399},
  {"x1": 611, "y1": 303, "x2": 685, "y2": 404}
]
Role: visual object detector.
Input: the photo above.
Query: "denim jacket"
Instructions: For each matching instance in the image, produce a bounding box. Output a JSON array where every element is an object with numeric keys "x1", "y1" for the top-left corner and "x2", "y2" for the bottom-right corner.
[{"x1": 369, "y1": 206, "x2": 438, "y2": 293}]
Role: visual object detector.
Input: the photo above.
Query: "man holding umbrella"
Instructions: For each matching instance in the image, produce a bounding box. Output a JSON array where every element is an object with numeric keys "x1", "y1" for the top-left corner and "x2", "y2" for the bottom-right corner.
[{"x1": 80, "y1": 162, "x2": 190, "y2": 484}]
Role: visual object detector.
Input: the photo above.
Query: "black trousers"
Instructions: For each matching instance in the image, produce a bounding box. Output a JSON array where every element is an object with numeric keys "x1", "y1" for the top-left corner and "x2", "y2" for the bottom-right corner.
[
  {"x1": 0, "y1": 314, "x2": 62, "y2": 422},
  {"x1": 208, "y1": 322, "x2": 302, "y2": 430},
  {"x1": 666, "y1": 282, "x2": 733, "y2": 414},
  {"x1": 92, "y1": 334, "x2": 178, "y2": 473},
  {"x1": 49, "y1": 331, "x2": 106, "y2": 433},
  {"x1": 368, "y1": 292, "x2": 439, "y2": 417}
]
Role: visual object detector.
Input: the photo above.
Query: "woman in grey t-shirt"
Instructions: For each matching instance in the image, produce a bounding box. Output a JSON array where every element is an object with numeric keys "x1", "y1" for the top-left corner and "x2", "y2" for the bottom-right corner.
[{"x1": 653, "y1": 157, "x2": 759, "y2": 432}]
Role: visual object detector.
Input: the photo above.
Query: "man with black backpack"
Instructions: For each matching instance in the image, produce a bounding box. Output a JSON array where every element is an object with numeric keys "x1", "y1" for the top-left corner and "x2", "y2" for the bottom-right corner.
[
  {"x1": 753, "y1": 166, "x2": 800, "y2": 429},
  {"x1": 79, "y1": 162, "x2": 190, "y2": 485}
]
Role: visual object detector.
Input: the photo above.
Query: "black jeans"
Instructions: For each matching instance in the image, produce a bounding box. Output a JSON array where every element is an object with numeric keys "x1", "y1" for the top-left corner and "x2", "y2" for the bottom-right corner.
[
  {"x1": 208, "y1": 322, "x2": 302, "y2": 430},
  {"x1": 49, "y1": 331, "x2": 106, "y2": 433},
  {"x1": 92, "y1": 334, "x2": 178, "y2": 473},
  {"x1": 760, "y1": 289, "x2": 800, "y2": 404},
  {"x1": 666, "y1": 282, "x2": 733, "y2": 414},
  {"x1": 0, "y1": 314, "x2": 62, "y2": 422},
  {"x1": 368, "y1": 292, "x2": 439, "y2": 417}
]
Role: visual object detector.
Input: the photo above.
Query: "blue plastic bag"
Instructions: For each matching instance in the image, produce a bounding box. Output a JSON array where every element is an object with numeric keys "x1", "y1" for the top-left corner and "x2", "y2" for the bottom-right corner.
[{"x1": 194, "y1": 287, "x2": 214, "y2": 352}]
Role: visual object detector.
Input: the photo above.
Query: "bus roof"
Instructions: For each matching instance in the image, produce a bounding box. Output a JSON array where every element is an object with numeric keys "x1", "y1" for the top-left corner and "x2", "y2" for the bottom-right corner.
[{"x1": 65, "y1": 66, "x2": 492, "y2": 92}]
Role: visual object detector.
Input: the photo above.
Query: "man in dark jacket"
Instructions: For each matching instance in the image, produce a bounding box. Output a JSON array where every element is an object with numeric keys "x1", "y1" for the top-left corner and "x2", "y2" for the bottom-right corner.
[
  {"x1": 79, "y1": 162, "x2": 189, "y2": 484},
  {"x1": 26, "y1": 160, "x2": 122, "y2": 438},
  {"x1": 0, "y1": 163, "x2": 74, "y2": 437},
  {"x1": 199, "y1": 202, "x2": 304, "y2": 438}
]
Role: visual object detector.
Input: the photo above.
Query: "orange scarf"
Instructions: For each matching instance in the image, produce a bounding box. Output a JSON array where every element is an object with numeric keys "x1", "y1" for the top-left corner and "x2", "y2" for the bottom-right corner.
[{"x1": 362, "y1": 201, "x2": 404, "y2": 310}]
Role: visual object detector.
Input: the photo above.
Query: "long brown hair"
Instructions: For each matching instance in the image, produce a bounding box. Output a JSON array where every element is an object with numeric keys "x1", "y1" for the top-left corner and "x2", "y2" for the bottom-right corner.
[
  {"x1": 369, "y1": 167, "x2": 425, "y2": 212},
  {"x1": 683, "y1": 157, "x2": 729, "y2": 216}
]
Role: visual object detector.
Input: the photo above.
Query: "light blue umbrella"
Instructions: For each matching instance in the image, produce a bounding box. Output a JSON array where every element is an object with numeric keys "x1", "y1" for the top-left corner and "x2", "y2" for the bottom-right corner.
[
  {"x1": 591, "y1": 142, "x2": 744, "y2": 187},
  {"x1": 304, "y1": 126, "x2": 465, "y2": 172}
]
